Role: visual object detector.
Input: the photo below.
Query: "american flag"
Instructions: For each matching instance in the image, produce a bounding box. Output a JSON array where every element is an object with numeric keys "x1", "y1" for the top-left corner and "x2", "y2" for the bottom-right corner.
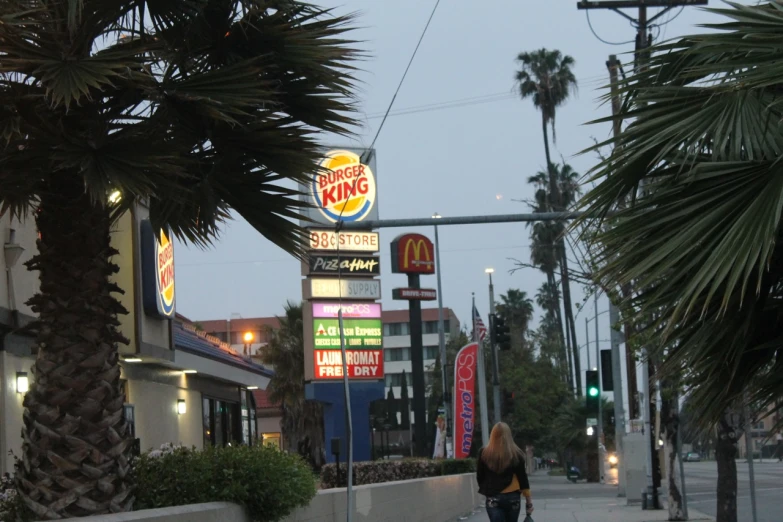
[{"x1": 473, "y1": 305, "x2": 487, "y2": 342}]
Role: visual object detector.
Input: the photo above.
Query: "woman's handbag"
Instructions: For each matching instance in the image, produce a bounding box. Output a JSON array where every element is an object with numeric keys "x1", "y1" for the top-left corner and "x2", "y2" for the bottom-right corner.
[{"x1": 523, "y1": 516, "x2": 534, "y2": 522}]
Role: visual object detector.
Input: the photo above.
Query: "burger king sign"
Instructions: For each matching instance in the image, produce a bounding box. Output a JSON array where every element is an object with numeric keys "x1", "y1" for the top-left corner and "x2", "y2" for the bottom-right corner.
[
  {"x1": 141, "y1": 220, "x2": 176, "y2": 319},
  {"x1": 302, "y1": 148, "x2": 379, "y2": 225}
]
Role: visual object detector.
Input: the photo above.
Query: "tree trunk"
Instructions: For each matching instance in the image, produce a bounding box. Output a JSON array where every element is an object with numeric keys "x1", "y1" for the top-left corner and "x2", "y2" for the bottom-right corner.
[
  {"x1": 716, "y1": 415, "x2": 739, "y2": 522},
  {"x1": 548, "y1": 271, "x2": 571, "y2": 391},
  {"x1": 662, "y1": 384, "x2": 685, "y2": 521},
  {"x1": 17, "y1": 173, "x2": 133, "y2": 519},
  {"x1": 542, "y1": 115, "x2": 580, "y2": 395},
  {"x1": 560, "y1": 248, "x2": 582, "y2": 395}
]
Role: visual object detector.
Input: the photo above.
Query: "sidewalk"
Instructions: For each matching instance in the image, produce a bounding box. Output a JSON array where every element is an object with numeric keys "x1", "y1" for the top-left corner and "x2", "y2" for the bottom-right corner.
[{"x1": 458, "y1": 498, "x2": 714, "y2": 521}]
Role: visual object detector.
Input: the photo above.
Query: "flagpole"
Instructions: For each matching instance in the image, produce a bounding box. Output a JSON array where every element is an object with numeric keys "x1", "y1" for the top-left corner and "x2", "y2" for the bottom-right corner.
[{"x1": 474, "y1": 293, "x2": 490, "y2": 447}]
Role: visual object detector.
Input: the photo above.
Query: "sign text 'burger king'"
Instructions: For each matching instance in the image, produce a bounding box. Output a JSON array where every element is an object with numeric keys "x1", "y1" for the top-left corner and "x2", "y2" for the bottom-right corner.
[{"x1": 311, "y1": 149, "x2": 377, "y2": 223}]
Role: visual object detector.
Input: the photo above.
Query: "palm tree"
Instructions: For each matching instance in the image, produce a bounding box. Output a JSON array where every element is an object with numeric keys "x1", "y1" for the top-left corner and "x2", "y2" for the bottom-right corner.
[
  {"x1": 1, "y1": 2, "x2": 360, "y2": 518},
  {"x1": 527, "y1": 164, "x2": 583, "y2": 394},
  {"x1": 516, "y1": 41, "x2": 582, "y2": 390},
  {"x1": 578, "y1": 3, "x2": 783, "y2": 521},
  {"x1": 261, "y1": 302, "x2": 325, "y2": 471},
  {"x1": 496, "y1": 289, "x2": 535, "y2": 350}
]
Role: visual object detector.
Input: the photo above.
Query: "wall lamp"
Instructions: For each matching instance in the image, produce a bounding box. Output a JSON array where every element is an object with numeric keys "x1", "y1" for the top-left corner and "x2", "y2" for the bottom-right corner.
[
  {"x1": 16, "y1": 372, "x2": 29, "y2": 394},
  {"x1": 177, "y1": 399, "x2": 187, "y2": 415}
]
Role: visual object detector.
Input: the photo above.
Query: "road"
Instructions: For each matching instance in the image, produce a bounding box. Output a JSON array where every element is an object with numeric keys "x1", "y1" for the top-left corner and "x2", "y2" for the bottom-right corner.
[{"x1": 681, "y1": 460, "x2": 783, "y2": 522}]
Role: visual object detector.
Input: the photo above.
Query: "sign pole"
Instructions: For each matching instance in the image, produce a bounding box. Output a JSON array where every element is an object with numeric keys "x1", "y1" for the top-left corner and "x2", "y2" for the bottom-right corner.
[
  {"x1": 433, "y1": 221, "x2": 451, "y2": 456},
  {"x1": 408, "y1": 272, "x2": 428, "y2": 457},
  {"x1": 337, "y1": 308, "x2": 354, "y2": 522}
]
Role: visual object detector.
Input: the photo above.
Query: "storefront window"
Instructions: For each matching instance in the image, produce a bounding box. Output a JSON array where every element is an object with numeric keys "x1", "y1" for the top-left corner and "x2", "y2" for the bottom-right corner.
[
  {"x1": 241, "y1": 392, "x2": 250, "y2": 445},
  {"x1": 202, "y1": 397, "x2": 241, "y2": 447}
]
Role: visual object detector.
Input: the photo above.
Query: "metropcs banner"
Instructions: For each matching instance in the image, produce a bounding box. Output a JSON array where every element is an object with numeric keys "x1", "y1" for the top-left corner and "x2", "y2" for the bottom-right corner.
[{"x1": 453, "y1": 342, "x2": 478, "y2": 460}]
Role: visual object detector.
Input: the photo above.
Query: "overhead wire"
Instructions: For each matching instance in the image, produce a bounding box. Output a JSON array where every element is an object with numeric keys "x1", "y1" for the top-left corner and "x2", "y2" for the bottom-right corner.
[{"x1": 585, "y1": 10, "x2": 635, "y2": 46}]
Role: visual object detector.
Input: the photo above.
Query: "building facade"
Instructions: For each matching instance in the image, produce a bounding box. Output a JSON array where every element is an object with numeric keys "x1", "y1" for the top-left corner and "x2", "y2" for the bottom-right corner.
[
  {"x1": 381, "y1": 308, "x2": 460, "y2": 401},
  {"x1": 200, "y1": 306, "x2": 461, "y2": 439},
  {"x1": 0, "y1": 203, "x2": 272, "y2": 474}
]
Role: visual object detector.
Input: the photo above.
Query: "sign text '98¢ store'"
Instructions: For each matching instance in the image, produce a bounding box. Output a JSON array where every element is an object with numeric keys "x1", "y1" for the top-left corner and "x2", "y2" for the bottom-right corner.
[
  {"x1": 309, "y1": 230, "x2": 379, "y2": 252},
  {"x1": 310, "y1": 150, "x2": 378, "y2": 224}
]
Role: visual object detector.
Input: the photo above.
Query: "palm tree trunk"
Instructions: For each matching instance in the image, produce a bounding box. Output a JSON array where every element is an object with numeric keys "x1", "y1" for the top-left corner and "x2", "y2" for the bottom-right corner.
[
  {"x1": 542, "y1": 114, "x2": 580, "y2": 395},
  {"x1": 716, "y1": 414, "x2": 739, "y2": 522},
  {"x1": 548, "y1": 271, "x2": 571, "y2": 391},
  {"x1": 662, "y1": 383, "x2": 686, "y2": 521},
  {"x1": 560, "y1": 248, "x2": 582, "y2": 395},
  {"x1": 18, "y1": 172, "x2": 133, "y2": 519}
]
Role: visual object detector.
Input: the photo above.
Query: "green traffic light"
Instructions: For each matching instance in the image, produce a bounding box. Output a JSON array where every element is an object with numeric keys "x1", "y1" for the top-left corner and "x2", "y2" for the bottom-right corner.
[{"x1": 588, "y1": 387, "x2": 599, "y2": 397}]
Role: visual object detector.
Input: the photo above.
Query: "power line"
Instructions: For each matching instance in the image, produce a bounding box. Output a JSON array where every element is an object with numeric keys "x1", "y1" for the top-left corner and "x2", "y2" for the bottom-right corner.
[
  {"x1": 586, "y1": 11, "x2": 636, "y2": 46},
  {"x1": 361, "y1": 74, "x2": 610, "y2": 121},
  {"x1": 364, "y1": 0, "x2": 442, "y2": 155}
]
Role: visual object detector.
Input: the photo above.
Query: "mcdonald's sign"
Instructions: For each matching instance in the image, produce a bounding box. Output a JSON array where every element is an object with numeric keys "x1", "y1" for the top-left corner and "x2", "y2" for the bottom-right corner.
[{"x1": 390, "y1": 233, "x2": 435, "y2": 275}]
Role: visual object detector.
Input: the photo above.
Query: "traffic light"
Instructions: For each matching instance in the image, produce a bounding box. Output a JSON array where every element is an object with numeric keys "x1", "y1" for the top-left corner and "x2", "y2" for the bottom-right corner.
[
  {"x1": 586, "y1": 370, "x2": 599, "y2": 413},
  {"x1": 490, "y1": 314, "x2": 511, "y2": 351},
  {"x1": 600, "y1": 349, "x2": 614, "y2": 391}
]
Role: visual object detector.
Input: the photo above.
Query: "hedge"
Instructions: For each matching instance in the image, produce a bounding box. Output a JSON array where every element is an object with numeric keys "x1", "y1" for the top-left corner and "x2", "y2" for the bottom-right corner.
[
  {"x1": 133, "y1": 443, "x2": 316, "y2": 522},
  {"x1": 321, "y1": 458, "x2": 476, "y2": 489}
]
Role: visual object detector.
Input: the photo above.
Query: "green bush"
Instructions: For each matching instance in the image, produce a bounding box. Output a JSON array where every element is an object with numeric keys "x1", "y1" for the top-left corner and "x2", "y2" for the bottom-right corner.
[
  {"x1": 133, "y1": 444, "x2": 316, "y2": 522},
  {"x1": 321, "y1": 458, "x2": 476, "y2": 489},
  {"x1": 440, "y1": 458, "x2": 476, "y2": 476}
]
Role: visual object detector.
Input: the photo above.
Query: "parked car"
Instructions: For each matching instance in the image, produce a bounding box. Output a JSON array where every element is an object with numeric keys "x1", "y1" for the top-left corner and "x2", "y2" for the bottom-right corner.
[{"x1": 683, "y1": 452, "x2": 701, "y2": 462}]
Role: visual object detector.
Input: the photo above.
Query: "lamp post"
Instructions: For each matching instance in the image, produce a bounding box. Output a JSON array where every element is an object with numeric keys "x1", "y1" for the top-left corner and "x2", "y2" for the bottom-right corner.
[
  {"x1": 432, "y1": 213, "x2": 451, "y2": 457},
  {"x1": 485, "y1": 268, "x2": 500, "y2": 424},
  {"x1": 243, "y1": 331, "x2": 254, "y2": 356}
]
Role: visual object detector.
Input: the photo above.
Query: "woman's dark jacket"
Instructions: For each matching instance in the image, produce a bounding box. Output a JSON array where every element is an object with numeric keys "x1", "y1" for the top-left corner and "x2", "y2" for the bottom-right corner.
[{"x1": 476, "y1": 449, "x2": 530, "y2": 497}]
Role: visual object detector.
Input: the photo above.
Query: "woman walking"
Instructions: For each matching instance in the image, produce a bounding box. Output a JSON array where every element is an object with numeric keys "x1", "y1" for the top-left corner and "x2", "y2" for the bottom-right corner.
[{"x1": 476, "y1": 422, "x2": 534, "y2": 521}]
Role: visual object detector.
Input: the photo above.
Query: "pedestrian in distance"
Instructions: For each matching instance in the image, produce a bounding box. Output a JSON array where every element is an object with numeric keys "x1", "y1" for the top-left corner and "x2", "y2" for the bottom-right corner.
[{"x1": 477, "y1": 422, "x2": 534, "y2": 521}]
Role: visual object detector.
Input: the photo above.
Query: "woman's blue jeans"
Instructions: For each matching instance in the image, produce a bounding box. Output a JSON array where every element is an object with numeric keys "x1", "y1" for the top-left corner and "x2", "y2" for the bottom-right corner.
[{"x1": 485, "y1": 492, "x2": 521, "y2": 522}]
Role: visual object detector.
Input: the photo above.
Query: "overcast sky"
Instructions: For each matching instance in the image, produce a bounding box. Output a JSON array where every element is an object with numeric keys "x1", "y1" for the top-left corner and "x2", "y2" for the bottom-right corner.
[{"x1": 173, "y1": 1, "x2": 741, "y2": 382}]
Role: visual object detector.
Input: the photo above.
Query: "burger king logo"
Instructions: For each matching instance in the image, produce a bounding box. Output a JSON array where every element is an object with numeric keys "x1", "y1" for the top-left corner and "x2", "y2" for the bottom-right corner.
[
  {"x1": 312, "y1": 150, "x2": 376, "y2": 223},
  {"x1": 156, "y1": 230, "x2": 175, "y2": 317}
]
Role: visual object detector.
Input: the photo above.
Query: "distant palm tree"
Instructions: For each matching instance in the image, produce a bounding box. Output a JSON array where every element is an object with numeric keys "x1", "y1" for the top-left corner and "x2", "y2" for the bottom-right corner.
[
  {"x1": 496, "y1": 289, "x2": 535, "y2": 351},
  {"x1": 516, "y1": 50, "x2": 579, "y2": 395},
  {"x1": 527, "y1": 163, "x2": 583, "y2": 393},
  {"x1": 1, "y1": 2, "x2": 359, "y2": 518},
  {"x1": 262, "y1": 302, "x2": 325, "y2": 471}
]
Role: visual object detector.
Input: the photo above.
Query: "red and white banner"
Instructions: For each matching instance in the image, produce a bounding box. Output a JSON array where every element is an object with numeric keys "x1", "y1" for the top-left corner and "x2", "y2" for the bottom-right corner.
[{"x1": 453, "y1": 342, "x2": 478, "y2": 459}]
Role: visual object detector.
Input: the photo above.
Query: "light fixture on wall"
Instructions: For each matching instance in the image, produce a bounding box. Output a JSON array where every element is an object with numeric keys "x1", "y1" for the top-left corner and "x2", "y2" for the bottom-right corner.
[
  {"x1": 182, "y1": 370, "x2": 197, "y2": 374},
  {"x1": 16, "y1": 372, "x2": 29, "y2": 394},
  {"x1": 247, "y1": 386, "x2": 259, "y2": 390},
  {"x1": 177, "y1": 399, "x2": 187, "y2": 415},
  {"x1": 123, "y1": 358, "x2": 142, "y2": 363}
]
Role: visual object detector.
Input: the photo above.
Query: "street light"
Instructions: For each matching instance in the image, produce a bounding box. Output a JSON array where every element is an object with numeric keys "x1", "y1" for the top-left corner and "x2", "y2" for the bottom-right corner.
[
  {"x1": 243, "y1": 331, "x2": 254, "y2": 356},
  {"x1": 485, "y1": 267, "x2": 500, "y2": 424},
  {"x1": 432, "y1": 212, "x2": 451, "y2": 457}
]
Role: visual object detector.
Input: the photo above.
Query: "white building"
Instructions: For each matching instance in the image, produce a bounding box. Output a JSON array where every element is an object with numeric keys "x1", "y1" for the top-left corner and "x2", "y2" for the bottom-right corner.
[{"x1": 381, "y1": 307, "x2": 460, "y2": 401}]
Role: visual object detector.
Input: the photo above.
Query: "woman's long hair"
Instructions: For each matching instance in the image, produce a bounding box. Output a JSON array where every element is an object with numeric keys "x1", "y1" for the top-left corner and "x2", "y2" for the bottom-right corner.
[{"x1": 482, "y1": 422, "x2": 524, "y2": 473}]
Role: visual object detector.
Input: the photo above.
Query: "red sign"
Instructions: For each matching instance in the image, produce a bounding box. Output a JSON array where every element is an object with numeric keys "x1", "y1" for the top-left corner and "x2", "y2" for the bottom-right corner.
[
  {"x1": 390, "y1": 233, "x2": 435, "y2": 274},
  {"x1": 314, "y1": 349, "x2": 383, "y2": 380},
  {"x1": 454, "y1": 342, "x2": 478, "y2": 459},
  {"x1": 392, "y1": 288, "x2": 437, "y2": 301}
]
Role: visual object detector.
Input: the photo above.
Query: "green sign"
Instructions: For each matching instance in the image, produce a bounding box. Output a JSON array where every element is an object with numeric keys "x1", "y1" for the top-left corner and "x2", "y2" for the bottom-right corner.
[{"x1": 313, "y1": 319, "x2": 383, "y2": 349}]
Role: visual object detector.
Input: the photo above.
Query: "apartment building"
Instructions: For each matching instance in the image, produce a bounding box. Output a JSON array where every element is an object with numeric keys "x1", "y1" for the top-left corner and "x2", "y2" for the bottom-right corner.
[{"x1": 381, "y1": 307, "x2": 460, "y2": 401}]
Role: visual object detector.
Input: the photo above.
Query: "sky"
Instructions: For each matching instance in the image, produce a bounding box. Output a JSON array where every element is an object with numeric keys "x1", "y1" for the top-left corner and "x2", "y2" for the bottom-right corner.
[{"x1": 173, "y1": 0, "x2": 744, "y2": 389}]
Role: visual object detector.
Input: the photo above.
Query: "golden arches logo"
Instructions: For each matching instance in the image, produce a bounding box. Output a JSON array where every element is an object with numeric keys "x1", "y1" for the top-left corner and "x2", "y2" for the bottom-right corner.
[{"x1": 403, "y1": 238, "x2": 433, "y2": 270}]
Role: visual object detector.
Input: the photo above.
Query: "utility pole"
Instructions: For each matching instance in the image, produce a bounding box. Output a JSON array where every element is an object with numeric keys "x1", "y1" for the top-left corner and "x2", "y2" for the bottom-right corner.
[
  {"x1": 607, "y1": 54, "x2": 627, "y2": 498},
  {"x1": 577, "y1": 1, "x2": 709, "y2": 509},
  {"x1": 576, "y1": 1, "x2": 708, "y2": 73},
  {"x1": 595, "y1": 293, "x2": 605, "y2": 483}
]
